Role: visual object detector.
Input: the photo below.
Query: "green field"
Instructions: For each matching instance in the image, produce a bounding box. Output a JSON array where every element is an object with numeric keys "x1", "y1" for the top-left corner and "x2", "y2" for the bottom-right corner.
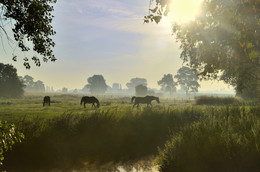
[
  {"x1": 0, "y1": 93, "x2": 191, "y2": 122},
  {"x1": 1, "y1": 93, "x2": 260, "y2": 172}
]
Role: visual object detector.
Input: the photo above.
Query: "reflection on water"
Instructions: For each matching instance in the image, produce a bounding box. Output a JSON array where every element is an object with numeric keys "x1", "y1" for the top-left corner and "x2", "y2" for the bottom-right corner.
[
  {"x1": 72, "y1": 159, "x2": 158, "y2": 172},
  {"x1": 118, "y1": 165, "x2": 158, "y2": 172}
]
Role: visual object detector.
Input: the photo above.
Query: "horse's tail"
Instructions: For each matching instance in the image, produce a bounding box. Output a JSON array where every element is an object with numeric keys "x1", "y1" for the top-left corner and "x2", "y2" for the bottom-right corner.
[
  {"x1": 131, "y1": 96, "x2": 136, "y2": 103},
  {"x1": 80, "y1": 97, "x2": 84, "y2": 105},
  {"x1": 95, "y1": 98, "x2": 100, "y2": 108}
]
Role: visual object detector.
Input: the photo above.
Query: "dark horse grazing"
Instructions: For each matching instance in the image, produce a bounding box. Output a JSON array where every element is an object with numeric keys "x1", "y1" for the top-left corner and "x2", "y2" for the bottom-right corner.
[
  {"x1": 131, "y1": 96, "x2": 160, "y2": 108},
  {"x1": 43, "y1": 96, "x2": 50, "y2": 106},
  {"x1": 80, "y1": 96, "x2": 100, "y2": 108}
]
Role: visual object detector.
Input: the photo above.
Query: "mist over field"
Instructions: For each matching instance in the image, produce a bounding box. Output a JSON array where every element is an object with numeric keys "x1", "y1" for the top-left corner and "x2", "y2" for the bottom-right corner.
[{"x1": 0, "y1": 0, "x2": 259, "y2": 171}]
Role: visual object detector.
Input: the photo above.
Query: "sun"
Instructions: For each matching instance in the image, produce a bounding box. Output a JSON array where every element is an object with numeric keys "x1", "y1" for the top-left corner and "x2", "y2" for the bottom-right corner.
[{"x1": 167, "y1": 0, "x2": 203, "y2": 23}]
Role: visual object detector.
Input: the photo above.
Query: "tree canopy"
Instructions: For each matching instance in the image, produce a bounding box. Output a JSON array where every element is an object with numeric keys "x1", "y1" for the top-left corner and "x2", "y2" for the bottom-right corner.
[
  {"x1": 135, "y1": 84, "x2": 148, "y2": 96},
  {"x1": 86, "y1": 75, "x2": 107, "y2": 95},
  {"x1": 0, "y1": 121, "x2": 24, "y2": 166},
  {"x1": 158, "y1": 74, "x2": 177, "y2": 94},
  {"x1": 0, "y1": 63, "x2": 25, "y2": 97},
  {"x1": 22, "y1": 75, "x2": 45, "y2": 92},
  {"x1": 146, "y1": 0, "x2": 260, "y2": 97},
  {"x1": 0, "y1": 0, "x2": 57, "y2": 69},
  {"x1": 126, "y1": 78, "x2": 147, "y2": 91},
  {"x1": 175, "y1": 66, "x2": 200, "y2": 95}
]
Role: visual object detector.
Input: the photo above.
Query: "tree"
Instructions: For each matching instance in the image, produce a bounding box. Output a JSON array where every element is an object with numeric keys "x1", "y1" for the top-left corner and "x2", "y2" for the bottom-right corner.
[
  {"x1": 0, "y1": 0, "x2": 57, "y2": 69},
  {"x1": 22, "y1": 75, "x2": 45, "y2": 92},
  {"x1": 158, "y1": 74, "x2": 177, "y2": 95},
  {"x1": 23, "y1": 75, "x2": 34, "y2": 91},
  {"x1": 0, "y1": 121, "x2": 24, "y2": 167},
  {"x1": 175, "y1": 66, "x2": 200, "y2": 95},
  {"x1": 34, "y1": 80, "x2": 45, "y2": 92},
  {"x1": 86, "y1": 75, "x2": 107, "y2": 94},
  {"x1": 82, "y1": 85, "x2": 89, "y2": 93},
  {"x1": 135, "y1": 84, "x2": 148, "y2": 96},
  {"x1": 126, "y1": 78, "x2": 147, "y2": 91},
  {"x1": 0, "y1": 63, "x2": 25, "y2": 98},
  {"x1": 146, "y1": 0, "x2": 260, "y2": 98}
]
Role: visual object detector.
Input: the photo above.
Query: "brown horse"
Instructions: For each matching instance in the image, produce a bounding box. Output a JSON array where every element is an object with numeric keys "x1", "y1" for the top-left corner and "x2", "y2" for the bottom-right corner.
[
  {"x1": 131, "y1": 96, "x2": 160, "y2": 108},
  {"x1": 80, "y1": 96, "x2": 100, "y2": 108},
  {"x1": 43, "y1": 96, "x2": 50, "y2": 106}
]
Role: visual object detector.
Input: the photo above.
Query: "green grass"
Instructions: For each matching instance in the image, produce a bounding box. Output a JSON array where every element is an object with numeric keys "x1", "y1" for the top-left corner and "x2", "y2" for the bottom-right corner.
[
  {"x1": 157, "y1": 106, "x2": 260, "y2": 172},
  {"x1": 0, "y1": 93, "x2": 195, "y2": 171},
  {"x1": 0, "y1": 93, "x2": 192, "y2": 122},
  {"x1": 2, "y1": 107, "x2": 202, "y2": 171},
  {"x1": 1, "y1": 93, "x2": 260, "y2": 171},
  {"x1": 195, "y1": 96, "x2": 241, "y2": 105}
]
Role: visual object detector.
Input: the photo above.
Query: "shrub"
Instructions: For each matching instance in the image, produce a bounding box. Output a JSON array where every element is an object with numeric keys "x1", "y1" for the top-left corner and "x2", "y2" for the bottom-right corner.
[
  {"x1": 195, "y1": 96, "x2": 240, "y2": 105},
  {"x1": 3, "y1": 107, "x2": 203, "y2": 171},
  {"x1": 157, "y1": 106, "x2": 260, "y2": 172},
  {"x1": 0, "y1": 121, "x2": 24, "y2": 166}
]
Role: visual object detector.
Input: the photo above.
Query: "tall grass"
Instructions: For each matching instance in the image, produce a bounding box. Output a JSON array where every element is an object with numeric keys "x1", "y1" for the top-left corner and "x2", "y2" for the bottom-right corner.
[
  {"x1": 3, "y1": 107, "x2": 203, "y2": 171},
  {"x1": 195, "y1": 96, "x2": 240, "y2": 105},
  {"x1": 157, "y1": 106, "x2": 260, "y2": 172}
]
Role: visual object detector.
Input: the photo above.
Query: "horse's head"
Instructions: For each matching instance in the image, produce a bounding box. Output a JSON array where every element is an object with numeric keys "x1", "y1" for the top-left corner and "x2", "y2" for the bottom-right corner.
[
  {"x1": 80, "y1": 96, "x2": 85, "y2": 105},
  {"x1": 95, "y1": 98, "x2": 100, "y2": 108},
  {"x1": 156, "y1": 97, "x2": 160, "y2": 103},
  {"x1": 131, "y1": 96, "x2": 136, "y2": 103}
]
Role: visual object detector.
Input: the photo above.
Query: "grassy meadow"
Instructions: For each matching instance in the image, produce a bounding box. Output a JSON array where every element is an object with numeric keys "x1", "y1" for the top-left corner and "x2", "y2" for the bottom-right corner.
[{"x1": 0, "y1": 93, "x2": 260, "y2": 171}]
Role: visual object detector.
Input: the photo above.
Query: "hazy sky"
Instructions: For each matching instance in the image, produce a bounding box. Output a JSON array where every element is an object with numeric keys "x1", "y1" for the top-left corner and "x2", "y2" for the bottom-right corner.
[{"x1": 1, "y1": 0, "x2": 234, "y2": 92}]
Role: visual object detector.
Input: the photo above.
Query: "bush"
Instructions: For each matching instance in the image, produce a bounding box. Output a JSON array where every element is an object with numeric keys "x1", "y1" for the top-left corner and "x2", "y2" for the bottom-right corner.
[
  {"x1": 3, "y1": 107, "x2": 203, "y2": 171},
  {"x1": 157, "y1": 106, "x2": 260, "y2": 172},
  {"x1": 0, "y1": 121, "x2": 24, "y2": 166},
  {"x1": 195, "y1": 96, "x2": 240, "y2": 105}
]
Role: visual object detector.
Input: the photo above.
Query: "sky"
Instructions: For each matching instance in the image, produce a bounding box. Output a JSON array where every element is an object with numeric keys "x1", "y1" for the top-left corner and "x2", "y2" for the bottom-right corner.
[{"x1": 0, "y1": 0, "x2": 234, "y2": 92}]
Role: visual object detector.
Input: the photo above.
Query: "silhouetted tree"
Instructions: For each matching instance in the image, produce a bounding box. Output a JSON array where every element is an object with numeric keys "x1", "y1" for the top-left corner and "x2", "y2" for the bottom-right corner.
[
  {"x1": 86, "y1": 75, "x2": 107, "y2": 94},
  {"x1": 22, "y1": 75, "x2": 45, "y2": 92},
  {"x1": 82, "y1": 85, "x2": 89, "y2": 93},
  {"x1": 0, "y1": 0, "x2": 57, "y2": 68},
  {"x1": 135, "y1": 84, "x2": 148, "y2": 96},
  {"x1": 34, "y1": 80, "x2": 45, "y2": 92},
  {"x1": 158, "y1": 74, "x2": 177, "y2": 95},
  {"x1": 0, "y1": 63, "x2": 25, "y2": 98},
  {"x1": 23, "y1": 75, "x2": 34, "y2": 91},
  {"x1": 126, "y1": 78, "x2": 147, "y2": 91},
  {"x1": 146, "y1": 0, "x2": 260, "y2": 98},
  {"x1": 175, "y1": 66, "x2": 200, "y2": 95}
]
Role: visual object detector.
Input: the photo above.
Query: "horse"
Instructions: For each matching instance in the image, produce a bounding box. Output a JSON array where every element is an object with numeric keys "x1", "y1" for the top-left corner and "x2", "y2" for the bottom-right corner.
[
  {"x1": 43, "y1": 96, "x2": 50, "y2": 106},
  {"x1": 131, "y1": 95, "x2": 160, "y2": 108},
  {"x1": 80, "y1": 96, "x2": 100, "y2": 108}
]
